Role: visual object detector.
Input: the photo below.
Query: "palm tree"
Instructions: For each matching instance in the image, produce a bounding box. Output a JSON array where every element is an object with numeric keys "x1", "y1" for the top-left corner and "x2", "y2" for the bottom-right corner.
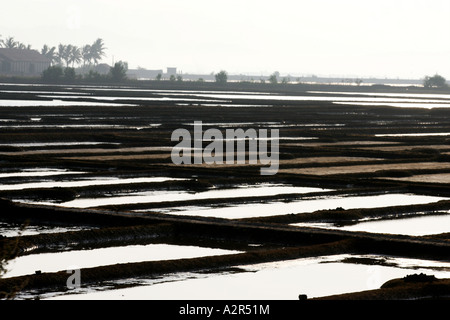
[
  {"x1": 17, "y1": 43, "x2": 32, "y2": 50},
  {"x1": 56, "y1": 44, "x2": 70, "y2": 67},
  {"x1": 69, "y1": 46, "x2": 81, "y2": 67},
  {"x1": 41, "y1": 45, "x2": 57, "y2": 65},
  {"x1": 2, "y1": 37, "x2": 18, "y2": 48},
  {"x1": 90, "y1": 38, "x2": 106, "y2": 65},
  {"x1": 81, "y1": 45, "x2": 92, "y2": 67}
]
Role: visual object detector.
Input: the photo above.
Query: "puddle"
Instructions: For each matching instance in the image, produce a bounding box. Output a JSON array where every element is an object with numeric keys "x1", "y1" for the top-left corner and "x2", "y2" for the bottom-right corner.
[
  {"x1": 0, "y1": 90, "x2": 91, "y2": 95},
  {"x1": 0, "y1": 168, "x2": 86, "y2": 179},
  {"x1": 292, "y1": 213, "x2": 450, "y2": 236},
  {"x1": 308, "y1": 91, "x2": 450, "y2": 100},
  {"x1": 333, "y1": 102, "x2": 450, "y2": 109},
  {"x1": 151, "y1": 193, "x2": 447, "y2": 219},
  {"x1": 0, "y1": 99, "x2": 138, "y2": 107},
  {"x1": 39, "y1": 254, "x2": 450, "y2": 300},
  {"x1": 375, "y1": 133, "x2": 450, "y2": 137},
  {"x1": 2, "y1": 244, "x2": 241, "y2": 278},
  {"x1": 2, "y1": 176, "x2": 187, "y2": 191},
  {"x1": 0, "y1": 124, "x2": 155, "y2": 129},
  {"x1": 25, "y1": 184, "x2": 329, "y2": 209},
  {"x1": 37, "y1": 95, "x2": 229, "y2": 104},
  {"x1": 0, "y1": 142, "x2": 121, "y2": 148}
]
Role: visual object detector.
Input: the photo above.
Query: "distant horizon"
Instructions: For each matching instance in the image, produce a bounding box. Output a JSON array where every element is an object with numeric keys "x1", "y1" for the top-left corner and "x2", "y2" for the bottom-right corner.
[{"x1": 3, "y1": 1, "x2": 450, "y2": 80}]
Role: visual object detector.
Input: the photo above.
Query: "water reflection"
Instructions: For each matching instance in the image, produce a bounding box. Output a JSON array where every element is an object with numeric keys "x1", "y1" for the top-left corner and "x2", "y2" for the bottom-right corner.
[
  {"x1": 156, "y1": 193, "x2": 447, "y2": 219},
  {"x1": 2, "y1": 176, "x2": 186, "y2": 191},
  {"x1": 0, "y1": 168, "x2": 86, "y2": 179},
  {"x1": 3, "y1": 244, "x2": 240, "y2": 278},
  {"x1": 0, "y1": 99, "x2": 138, "y2": 107},
  {"x1": 3, "y1": 87, "x2": 450, "y2": 109},
  {"x1": 293, "y1": 213, "x2": 450, "y2": 236},
  {"x1": 0, "y1": 142, "x2": 121, "y2": 147},
  {"x1": 26, "y1": 184, "x2": 328, "y2": 208},
  {"x1": 42, "y1": 254, "x2": 450, "y2": 300}
]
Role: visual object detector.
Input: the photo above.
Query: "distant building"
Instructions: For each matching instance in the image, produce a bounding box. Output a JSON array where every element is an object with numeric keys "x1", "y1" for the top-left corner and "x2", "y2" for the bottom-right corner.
[
  {"x1": 167, "y1": 67, "x2": 177, "y2": 76},
  {"x1": 0, "y1": 48, "x2": 51, "y2": 76}
]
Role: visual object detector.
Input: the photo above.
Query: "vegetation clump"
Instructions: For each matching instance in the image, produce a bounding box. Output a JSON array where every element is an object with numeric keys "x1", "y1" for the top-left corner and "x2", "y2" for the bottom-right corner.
[
  {"x1": 403, "y1": 273, "x2": 437, "y2": 283},
  {"x1": 423, "y1": 74, "x2": 447, "y2": 88},
  {"x1": 215, "y1": 70, "x2": 228, "y2": 84}
]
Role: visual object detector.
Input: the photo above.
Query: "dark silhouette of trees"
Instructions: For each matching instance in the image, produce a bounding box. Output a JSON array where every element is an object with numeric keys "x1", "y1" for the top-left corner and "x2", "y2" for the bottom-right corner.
[
  {"x1": 82, "y1": 45, "x2": 92, "y2": 66},
  {"x1": 68, "y1": 46, "x2": 82, "y2": 67},
  {"x1": 64, "y1": 67, "x2": 76, "y2": 81},
  {"x1": 37, "y1": 39, "x2": 106, "y2": 69},
  {"x1": 424, "y1": 74, "x2": 447, "y2": 88},
  {"x1": 268, "y1": 72, "x2": 279, "y2": 84},
  {"x1": 17, "y1": 43, "x2": 32, "y2": 50},
  {"x1": 215, "y1": 70, "x2": 228, "y2": 84},
  {"x1": 90, "y1": 38, "x2": 106, "y2": 65},
  {"x1": 0, "y1": 36, "x2": 31, "y2": 49},
  {"x1": 56, "y1": 44, "x2": 70, "y2": 67},
  {"x1": 42, "y1": 65, "x2": 77, "y2": 82},
  {"x1": 1, "y1": 37, "x2": 18, "y2": 48},
  {"x1": 109, "y1": 61, "x2": 128, "y2": 82},
  {"x1": 42, "y1": 65, "x2": 64, "y2": 82},
  {"x1": 41, "y1": 45, "x2": 57, "y2": 65}
]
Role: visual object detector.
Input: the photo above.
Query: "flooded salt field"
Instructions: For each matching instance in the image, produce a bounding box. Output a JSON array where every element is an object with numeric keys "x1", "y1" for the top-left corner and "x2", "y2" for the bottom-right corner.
[
  {"x1": 0, "y1": 168, "x2": 86, "y2": 179},
  {"x1": 0, "y1": 142, "x2": 121, "y2": 148},
  {"x1": 2, "y1": 244, "x2": 241, "y2": 279},
  {"x1": 3, "y1": 85, "x2": 450, "y2": 109},
  {"x1": 292, "y1": 213, "x2": 450, "y2": 236},
  {"x1": 38, "y1": 254, "x2": 450, "y2": 300},
  {"x1": 2, "y1": 82, "x2": 450, "y2": 300},
  {"x1": 20, "y1": 184, "x2": 329, "y2": 209},
  {"x1": 150, "y1": 193, "x2": 448, "y2": 219},
  {"x1": 0, "y1": 99, "x2": 139, "y2": 107},
  {"x1": 2, "y1": 176, "x2": 187, "y2": 191}
]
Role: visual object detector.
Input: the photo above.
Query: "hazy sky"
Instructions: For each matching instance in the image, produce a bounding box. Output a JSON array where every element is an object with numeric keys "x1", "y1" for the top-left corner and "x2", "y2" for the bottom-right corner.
[{"x1": 3, "y1": 0, "x2": 450, "y2": 79}]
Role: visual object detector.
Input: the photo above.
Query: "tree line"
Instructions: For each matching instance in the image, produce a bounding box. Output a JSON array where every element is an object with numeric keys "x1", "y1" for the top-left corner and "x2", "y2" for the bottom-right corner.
[
  {"x1": 0, "y1": 35, "x2": 106, "y2": 68},
  {"x1": 0, "y1": 35, "x2": 130, "y2": 83}
]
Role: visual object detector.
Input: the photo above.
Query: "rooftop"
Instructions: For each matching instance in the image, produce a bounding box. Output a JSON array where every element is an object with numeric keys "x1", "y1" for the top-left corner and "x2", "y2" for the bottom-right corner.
[{"x1": 0, "y1": 48, "x2": 50, "y2": 63}]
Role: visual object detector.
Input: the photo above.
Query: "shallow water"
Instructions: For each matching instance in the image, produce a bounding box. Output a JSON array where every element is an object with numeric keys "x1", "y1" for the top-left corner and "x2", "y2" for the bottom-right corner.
[
  {"x1": 2, "y1": 244, "x2": 241, "y2": 278},
  {"x1": 153, "y1": 193, "x2": 447, "y2": 219},
  {"x1": 0, "y1": 142, "x2": 121, "y2": 147},
  {"x1": 26, "y1": 184, "x2": 329, "y2": 208},
  {"x1": 2, "y1": 176, "x2": 187, "y2": 191},
  {"x1": 41, "y1": 254, "x2": 450, "y2": 300},
  {"x1": 0, "y1": 168, "x2": 86, "y2": 179},
  {"x1": 4, "y1": 88, "x2": 450, "y2": 109},
  {"x1": 37, "y1": 95, "x2": 228, "y2": 104},
  {"x1": 375, "y1": 132, "x2": 450, "y2": 137},
  {"x1": 308, "y1": 91, "x2": 450, "y2": 100},
  {"x1": 0, "y1": 99, "x2": 138, "y2": 107},
  {"x1": 292, "y1": 213, "x2": 450, "y2": 236},
  {"x1": 333, "y1": 101, "x2": 450, "y2": 109}
]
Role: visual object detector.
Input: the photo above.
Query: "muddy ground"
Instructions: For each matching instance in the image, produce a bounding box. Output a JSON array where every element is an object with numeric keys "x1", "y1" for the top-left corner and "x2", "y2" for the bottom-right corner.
[{"x1": 1, "y1": 81, "x2": 450, "y2": 300}]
